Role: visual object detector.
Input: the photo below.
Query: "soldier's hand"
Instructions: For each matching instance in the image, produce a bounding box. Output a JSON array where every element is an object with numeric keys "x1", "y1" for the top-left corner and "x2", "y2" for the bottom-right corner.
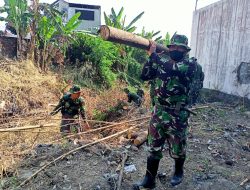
[{"x1": 147, "y1": 40, "x2": 157, "y2": 56}]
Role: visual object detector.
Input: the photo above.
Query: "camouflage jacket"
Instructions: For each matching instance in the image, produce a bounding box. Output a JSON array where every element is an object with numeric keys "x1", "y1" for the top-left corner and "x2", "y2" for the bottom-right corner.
[
  {"x1": 53, "y1": 94, "x2": 85, "y2": 118},
  {"x1": 141, "y1": 52, "x2": 196, "y2": 107},
  {"x1": 189, "y1": 57, "x2": 204, "y2": 90},
  {"x1": 127, "y1": 92, "x2": 142, "y2": 106},
  {"x1": 136, "y1": 88, "x2": 144, "y2": 98}
]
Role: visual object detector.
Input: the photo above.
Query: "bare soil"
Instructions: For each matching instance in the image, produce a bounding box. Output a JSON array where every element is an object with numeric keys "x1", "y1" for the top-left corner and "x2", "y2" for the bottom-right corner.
[{"x1": 1, "y1": 103, "x2": 249, "y2": 190}]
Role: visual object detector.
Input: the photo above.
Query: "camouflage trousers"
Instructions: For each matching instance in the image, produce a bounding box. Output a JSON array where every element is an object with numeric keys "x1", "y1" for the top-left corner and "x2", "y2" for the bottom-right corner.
[
  {"x1": 61, "y1": 115, "x2": 80, "y2": 136},
  {"x1": 147, "y1": 105, "x2": 190, "y2": 159}
]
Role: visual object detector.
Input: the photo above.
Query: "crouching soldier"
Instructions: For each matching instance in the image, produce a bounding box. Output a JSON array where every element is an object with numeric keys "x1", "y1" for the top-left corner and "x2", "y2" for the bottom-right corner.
[
  {"x1": 50, "y1": 85, "x2": 86, "y2": 136},
  {"x1": 124, "y1": 88, "x2": 142, "y2": 107}
]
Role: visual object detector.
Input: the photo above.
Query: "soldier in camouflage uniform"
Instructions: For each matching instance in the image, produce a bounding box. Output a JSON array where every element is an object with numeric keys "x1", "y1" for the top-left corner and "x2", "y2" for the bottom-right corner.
[
  {"x1": 136, "y1": 87, "x2": 145, "y2": 99},
  {"x1": 134, "y1": 34, "x2": 196, "y2": 189},
  {"x1": 188, "y1": 57, "x2": 204, "y2": 106},
  {"x1": 124, "y1": 88, "x2": 142, "y2": 107},
  {"x1": 50, "y1": 85, "x2": 86, "y2": 136}
]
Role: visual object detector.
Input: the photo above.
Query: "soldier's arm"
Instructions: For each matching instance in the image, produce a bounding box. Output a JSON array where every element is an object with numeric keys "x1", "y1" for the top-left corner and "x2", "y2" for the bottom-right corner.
[
  {"x1": 79, "y1": 98, "x2": 86, "y2": 119},
  {"x1": 186, "y1": 61, "x2": 197, "y2": 83},
  {"x1": 50, "y1": 98, "x2": 63, "y2": 115},
  {"x1": 141, "y1": 53, "x2": 161, "y2": 81}
]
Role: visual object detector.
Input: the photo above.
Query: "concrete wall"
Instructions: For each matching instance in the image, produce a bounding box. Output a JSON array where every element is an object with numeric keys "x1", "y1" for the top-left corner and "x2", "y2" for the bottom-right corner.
[{"x1": 190, "y1": 0, "x2": 250, "y2": 99}]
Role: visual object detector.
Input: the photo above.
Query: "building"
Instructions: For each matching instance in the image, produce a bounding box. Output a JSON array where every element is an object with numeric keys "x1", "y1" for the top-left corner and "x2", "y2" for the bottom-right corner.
[
  {"x1": 52, "y1": 0, "x2": 101, "y2": 31},
  {"x1": 190, "y1": 0, "x2": 250, "y2": 99}
]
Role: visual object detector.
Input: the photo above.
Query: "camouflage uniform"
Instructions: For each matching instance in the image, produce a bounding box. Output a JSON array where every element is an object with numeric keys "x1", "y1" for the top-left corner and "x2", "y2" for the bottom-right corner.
[
  {"x1": 141, "y1": 36, "x2": 195, "y2": 160},
  {"x1": 134, "y1": 34, "x2": 195, "y2": 189},
  {"x1": 51, "y1": 85, "x2": 85, "y2": 135},
  {"x1": 124, "y1": 88, "x2": 142, "y2": 107},
  {"x1": 188, "y1": 57, "x2": 204, "y2": 106},
  {"x1": 136, "y1": 87, "x2": 144, "y2": 99}
]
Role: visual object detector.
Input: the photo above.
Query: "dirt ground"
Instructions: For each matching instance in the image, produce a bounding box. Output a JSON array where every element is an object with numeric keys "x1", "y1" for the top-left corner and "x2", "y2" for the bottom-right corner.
[{"x1": 1, "y1": 102, "x2": 249, "y2": 190}]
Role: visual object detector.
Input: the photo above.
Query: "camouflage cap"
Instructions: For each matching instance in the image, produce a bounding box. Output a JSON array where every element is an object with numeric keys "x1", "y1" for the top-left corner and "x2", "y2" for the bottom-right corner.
[
  {"x1": 167, "y1": 33, "x2": 191, "y2": 51},
  {"x1": 69, "y1": 85, "x2": 81, "y2": 94}
]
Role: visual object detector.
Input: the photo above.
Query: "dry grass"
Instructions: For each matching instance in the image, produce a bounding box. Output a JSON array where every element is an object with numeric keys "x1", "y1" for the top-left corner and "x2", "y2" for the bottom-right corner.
[
  {"x1": 0, "y1": 59, "x2": 151, "y2": 178},
  {"x1": 0, "y1": 59, "x2": 62, "y2": 114}
]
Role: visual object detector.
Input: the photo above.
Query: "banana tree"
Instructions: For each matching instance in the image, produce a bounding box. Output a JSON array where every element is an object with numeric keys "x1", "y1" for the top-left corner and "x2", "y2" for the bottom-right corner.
[
  {"x1": 104, "y1": 7, "x2": 144, "y2": 33},
  {"x1": 104, "y1": 7, "x2": 144, "y2": 70},
  {"x1": 53, "y1": 12, "x2": 81, "y2": 56},
  {"x1": 0, "y1": 0, "x2": 32, "y2": 59},
  {"x1": 29, "y1": 0, "x2": 39, "y2": 60},
  {"x1": 157, "y1": 32, "x2": 171, "y2": 46},
  {"x1": 37, "y1": 15, "x2": 56, "y2": 71},
  {"x1": 139, "y1": 26, "x2": 162, "y2": 41}
]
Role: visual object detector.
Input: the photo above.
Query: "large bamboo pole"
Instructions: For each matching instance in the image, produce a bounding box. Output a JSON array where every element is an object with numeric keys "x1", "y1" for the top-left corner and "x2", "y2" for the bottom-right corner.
[{"x1": 99, "y1": 25, "x2": 169, "y2": 54}]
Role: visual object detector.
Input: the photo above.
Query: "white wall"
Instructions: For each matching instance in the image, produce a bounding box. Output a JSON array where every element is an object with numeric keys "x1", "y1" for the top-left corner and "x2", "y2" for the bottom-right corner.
[
  {"x1": 68, "y1": 7, "x2": 101, "y2": 31},
  {"x1": 56, "y1": 0, "x2": 101, "y2": 31},
  {"x1": 190, "y1": 0, "x2": 250, "y2": 98}
]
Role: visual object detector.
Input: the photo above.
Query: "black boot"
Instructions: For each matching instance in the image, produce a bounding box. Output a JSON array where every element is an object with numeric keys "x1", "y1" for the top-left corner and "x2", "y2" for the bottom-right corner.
[
  {"x1": 133, "y1": 155, "x2": 160, "y2": 189},
  {"x1": 170, "y1": 157, "x2": 185, "y2": 186}
]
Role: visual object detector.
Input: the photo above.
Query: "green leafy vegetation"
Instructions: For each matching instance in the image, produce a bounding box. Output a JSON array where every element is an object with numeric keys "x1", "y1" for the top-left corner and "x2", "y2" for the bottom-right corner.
[{"x1": 0, "y1": 2, "x2": 171, "y2": 88}]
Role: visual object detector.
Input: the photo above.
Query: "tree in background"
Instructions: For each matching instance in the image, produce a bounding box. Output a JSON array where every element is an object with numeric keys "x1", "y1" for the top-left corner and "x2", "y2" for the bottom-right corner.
[
  {"x1": 104, "y1": 7, "x2": 144, "y2": 33},
  {"x1": 36, "y1": 11, "x2": 81, "y2": 71},
  {"x1": 0, "y1": 0, "x2": 32, "y2": 59}
]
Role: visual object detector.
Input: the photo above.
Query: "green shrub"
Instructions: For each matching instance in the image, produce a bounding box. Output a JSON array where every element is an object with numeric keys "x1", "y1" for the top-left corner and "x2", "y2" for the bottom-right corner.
[{"x1": 67, "y1": 33, "x2": 121, "y2": 87}]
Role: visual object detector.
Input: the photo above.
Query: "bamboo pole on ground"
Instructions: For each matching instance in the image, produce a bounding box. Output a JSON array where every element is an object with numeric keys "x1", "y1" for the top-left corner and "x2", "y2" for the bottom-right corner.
[
  {"x1": 18, "y1": 121, "x2": 147, "y2": 188},
  {"x1": 117, "y1": 152, "x2": 128, "y2": 190},
  {"x1": 0, "y1": 124, "x2": 55, "y2": 132}
]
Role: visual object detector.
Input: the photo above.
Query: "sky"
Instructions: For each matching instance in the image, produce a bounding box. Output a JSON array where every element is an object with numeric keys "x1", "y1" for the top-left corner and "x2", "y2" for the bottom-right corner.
[{"x1": 0, "y1": 0, "x2": 220, "y2": 39}]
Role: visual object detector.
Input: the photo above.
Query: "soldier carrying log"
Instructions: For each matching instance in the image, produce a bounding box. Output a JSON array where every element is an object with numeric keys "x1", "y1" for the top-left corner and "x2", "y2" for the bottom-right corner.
[{"x1": 133, "y1": 34, "x2": 196, "y2": 189}]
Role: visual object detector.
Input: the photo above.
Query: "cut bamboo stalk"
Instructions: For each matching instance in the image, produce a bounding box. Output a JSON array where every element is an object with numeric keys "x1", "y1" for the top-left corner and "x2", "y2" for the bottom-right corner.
[
  {"x1": 0, "y1": 124, "x2": 55, "y2": 132},
  {"x1": 117, "y1": 152, "x2": 128, "y2": 190},
  {"x1": 99, "y1": 25, "x2": 169, "y2": 54},
  {"x1": 133, "y1": 131, "x2": 148, "y2": 146}
]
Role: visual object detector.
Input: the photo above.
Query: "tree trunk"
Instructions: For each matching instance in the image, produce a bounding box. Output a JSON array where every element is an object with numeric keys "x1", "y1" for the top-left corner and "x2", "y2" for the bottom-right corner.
[
  {"x1": 99, "y1": 25, "x2": 169, "y2": 54},
  {"x1": 16, "y1": 31, "x2": 22, "y2": 60},
  {"x1": 42, "y1": 44, "x2": 46, "y2": 71},
  {"x1": 28, "y1": 0, "x2": 39, "y2": 61}
]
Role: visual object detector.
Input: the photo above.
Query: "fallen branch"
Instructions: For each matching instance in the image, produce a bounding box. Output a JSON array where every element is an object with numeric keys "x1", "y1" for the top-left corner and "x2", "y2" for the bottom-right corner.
[
  {"x1": 240, "y1": 177, "x2": 249, "y2": 186},
  {"x1": 18, "y1": 121, "x2": 147, "y2": 187},
  {"x1": 117, "y1": 152, "x2": 128, "y2": 190}
]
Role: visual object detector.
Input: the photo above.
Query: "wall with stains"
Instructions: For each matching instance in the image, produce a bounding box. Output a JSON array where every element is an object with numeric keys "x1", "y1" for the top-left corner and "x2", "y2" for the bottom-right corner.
[
  {"x1": 190, "y1": 0, "x2": 250, "y2": 99},
  {"x1": 0, "y1": 36, "x2": 17, "y2": 58}
]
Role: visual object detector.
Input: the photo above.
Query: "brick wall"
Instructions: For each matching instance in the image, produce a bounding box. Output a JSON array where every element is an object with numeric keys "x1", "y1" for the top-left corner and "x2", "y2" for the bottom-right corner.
[{"x1": 0, "y1": 36, "x2": 17, "y2": 58}]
